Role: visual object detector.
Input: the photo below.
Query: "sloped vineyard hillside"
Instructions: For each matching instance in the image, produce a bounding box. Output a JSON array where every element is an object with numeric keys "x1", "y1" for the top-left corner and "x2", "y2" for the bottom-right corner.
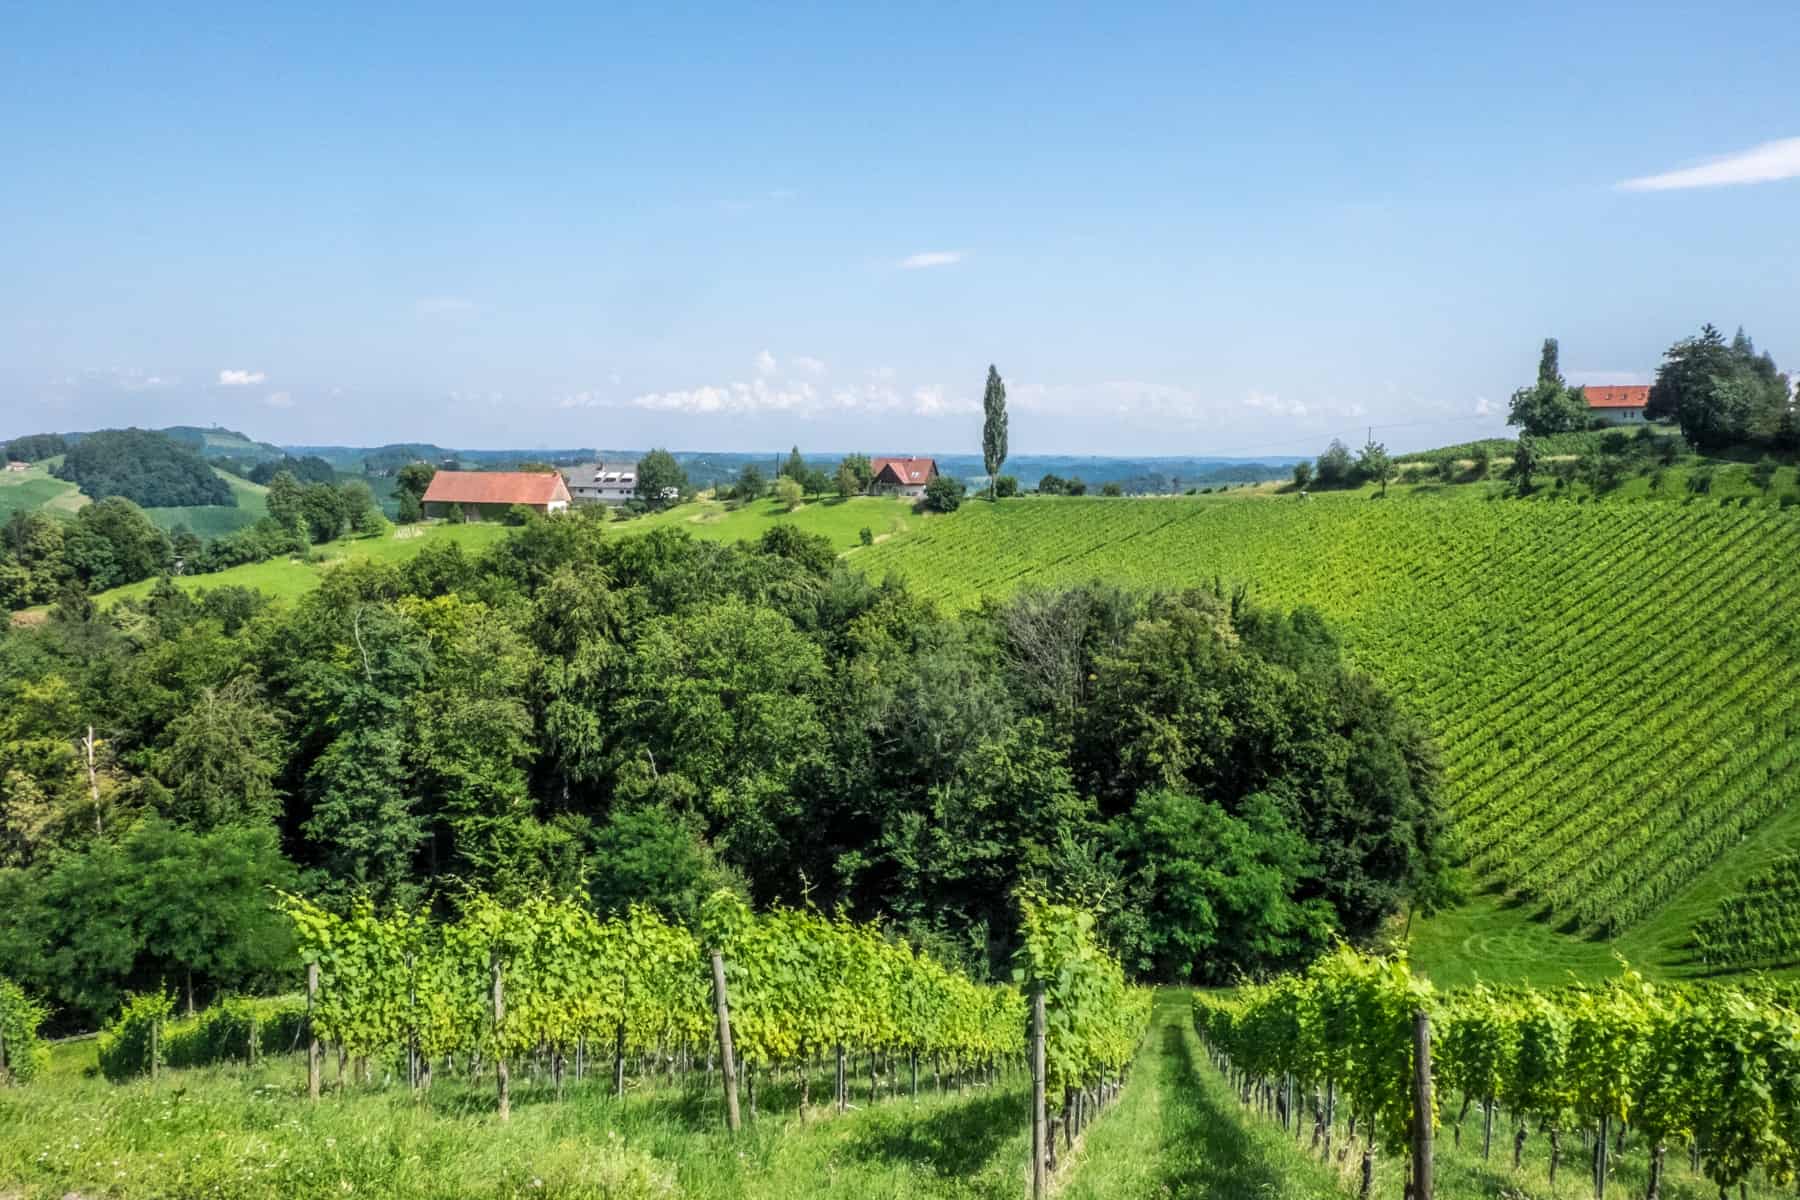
[
  {"x1": 854, "y1": 495, "x2": 1800, "y2": 939},
  {"x1": 1693, "y1": 850, "x2": 1800, "y2": 968}
]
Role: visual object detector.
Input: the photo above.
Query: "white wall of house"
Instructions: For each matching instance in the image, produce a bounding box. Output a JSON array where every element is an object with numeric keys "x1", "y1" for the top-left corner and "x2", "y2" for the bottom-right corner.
[
  {"x1": 563, "y1": 462, "x2": 638, "y2": 505},
  {"x1": 1593, "y1": 407, "x2": 1646, "y2": 426}
]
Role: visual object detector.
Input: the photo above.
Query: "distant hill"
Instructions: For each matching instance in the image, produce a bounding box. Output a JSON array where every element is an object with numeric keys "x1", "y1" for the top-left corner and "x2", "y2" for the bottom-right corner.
[
  {"x1": 53, "y1": 428, "x2": 235, "y2": 508},
  {"x1": 159, "y1": 425, "x2": 287, "y2": 462}
]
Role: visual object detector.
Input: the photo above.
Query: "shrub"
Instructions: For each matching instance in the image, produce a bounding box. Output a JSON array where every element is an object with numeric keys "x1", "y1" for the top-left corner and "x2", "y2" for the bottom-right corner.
[
  {"x1": 98, "y1": 991, "x2": 176, "y2": 1082},
  {"x1": 0, "y1": 977, "x2": 49, "y2": 1082},
  {"x1": 859, "y1": 527, "x2": 874, "y2": 546},
  {"x1": 775, "y1": 476, "x2": 804, "y2": 511},
  {"x1": 1101, "y1": 482, "x2": 1123, "y2": 497},
  {"x1": 505, "y1": 504, "x2": 538, "y2": 526},
  {"x1": 993, "y1": 475, "x2": 1019, "y2": 498},
  {"x1": 922, "y1": 474, "x2": 965, "y2": 513}
]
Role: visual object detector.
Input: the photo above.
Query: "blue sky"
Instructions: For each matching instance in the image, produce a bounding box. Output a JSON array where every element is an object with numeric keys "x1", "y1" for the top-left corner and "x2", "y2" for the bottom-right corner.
[{"x1": 3, "y1": 2, "x2": 1797, "y2": 456}]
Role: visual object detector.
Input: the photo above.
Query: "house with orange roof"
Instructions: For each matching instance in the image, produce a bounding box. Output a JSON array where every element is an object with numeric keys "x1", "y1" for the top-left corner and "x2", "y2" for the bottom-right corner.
[
  {"x1": 1583, "y1": 385, "x2": 1650, "y2": 426},
  {"x1": 421, "y1": 470, "x2": 572, "y2": 520},
  {"x1": 869, "y1": 456, "x2": 939, "y2": 498}
]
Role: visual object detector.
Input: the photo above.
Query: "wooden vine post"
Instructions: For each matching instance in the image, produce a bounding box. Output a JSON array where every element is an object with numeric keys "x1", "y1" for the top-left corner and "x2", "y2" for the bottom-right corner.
[
  {"x1": 491, "y1": 949, "x2": 509, "y2": 1122},
  {"x1": 305, "y1": 962, "x2": 320, "y2": 1101},
  {"x1": 1411, "y1": 1008, "x2": 1434, "y2": 1200},
  {"x1": 1030, "y1": 984, "x2": 1048, "y2": 1200},
  {"x1": 709, "y1": 949, "x2": 741, "y2": 1133},
  {"x1": 613, "y1": 1016, "x2": 626, "y2": 1099},
  {"x1": 149, "y1": 1012, "x2": 160, "y2": 1081}
]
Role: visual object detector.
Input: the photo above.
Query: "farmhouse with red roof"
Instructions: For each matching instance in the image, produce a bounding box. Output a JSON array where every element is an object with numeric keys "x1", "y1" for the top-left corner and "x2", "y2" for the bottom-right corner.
[
  {"x1": 1583, "y1": 384, "x2": 1650, "y2": 426},
  {"x1": 869, "y1": 456, "x2": 939, "y2": 498},
  {"x1": 421, "y1": 470, "x2": 572, "y2": 520}
]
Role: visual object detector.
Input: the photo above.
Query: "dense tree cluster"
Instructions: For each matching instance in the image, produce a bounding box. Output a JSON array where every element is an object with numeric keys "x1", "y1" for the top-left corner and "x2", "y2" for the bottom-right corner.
[
  {"x1": 1648, "y1": 324, "x2": 1794, "y2": 450},
  {"x1": 1507, "y1": 338, "x2": 1592, "y2": 436},
  {"x1": 0, "y1": 500, "x2": 173, "y2": 607},
  {"x1": 246, "y1": 455, "x2": 338, "y2": 486},
  {"x1": 1036, "y1": 474, "x2": 1088, "y2": 495},
  {"x1": 52, "y1": 428, "x2": 235, "y2": 508},
  {"x1": 0, "y1": 515, "x2": 1445, "y2": 1025},
  {"x1": 632, "y1": 448, "x2": 689, "y2": 510},
  {"x1": 1306, "y1": 438, "x2": 1393, "y2": 492},
  {"x1": 3, "y1": 433, "x2": 67, "y2": 461}
]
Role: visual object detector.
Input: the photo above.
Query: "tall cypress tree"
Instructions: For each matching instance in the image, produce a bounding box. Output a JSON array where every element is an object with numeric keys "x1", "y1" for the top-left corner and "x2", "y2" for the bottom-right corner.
[{"x1": 980, "y1": 364, "x2": 1008, "y2": 501}]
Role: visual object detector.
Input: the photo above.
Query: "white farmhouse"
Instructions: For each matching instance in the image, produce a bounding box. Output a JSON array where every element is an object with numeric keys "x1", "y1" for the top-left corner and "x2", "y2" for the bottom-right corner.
[{"x1": 561, "y1": 460, "x2": 639, "y2": 505}]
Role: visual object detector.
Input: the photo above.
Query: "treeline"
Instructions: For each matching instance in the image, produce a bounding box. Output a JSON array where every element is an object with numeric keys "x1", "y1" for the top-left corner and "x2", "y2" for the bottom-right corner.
[
  {"x1": 1291, "y1": 438, "x2": 1394, "y2": 495},
  {"x1": 1510, "y1": 329, "x2": 1795, "y2": 451},
  {"x1": 51, "y1": 428, "x2": 235, "y2": 508},
  {"x1": 211, "y1": 454, "x2": 338, "y2": 486},
  {"x1": 0, "y1": 516, "x2": 1447, "y2": 1027},
  {"x1": 0, "y1": 472, "x2": 386, "y2": 610},
  {"x1": 3, "y1": 433, "x2": 67, "y2": 462}
]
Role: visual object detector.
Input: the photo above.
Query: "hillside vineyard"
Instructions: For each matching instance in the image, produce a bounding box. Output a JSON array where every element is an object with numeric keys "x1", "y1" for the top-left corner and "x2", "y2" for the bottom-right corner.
[{"x1": 858, "y1": 496, "x2": 1800, "y2": 935}]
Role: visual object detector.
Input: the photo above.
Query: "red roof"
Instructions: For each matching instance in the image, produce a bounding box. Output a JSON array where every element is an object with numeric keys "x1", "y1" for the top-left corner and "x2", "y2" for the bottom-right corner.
[
  {"x1": 1584, "y1": 385, "x2": 1650, "y2": 410},
  {"x1": 421, "y1": 470, "x2": 571, "y2": 506},
  {"x1": 871, "y1": 456, "x2": 938, "y2": 485}
]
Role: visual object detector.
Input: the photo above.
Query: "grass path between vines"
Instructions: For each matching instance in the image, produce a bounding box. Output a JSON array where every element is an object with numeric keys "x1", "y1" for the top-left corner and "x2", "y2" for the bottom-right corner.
[{"x1": 1058, "y1": 990, "x2": 1344, "y2": 1200}]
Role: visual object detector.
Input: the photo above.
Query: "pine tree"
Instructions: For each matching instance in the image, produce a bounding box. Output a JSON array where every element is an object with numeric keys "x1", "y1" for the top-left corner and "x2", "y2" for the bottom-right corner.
[{"x1": 981, "y1": 365, "x2": 1008, "y2": 500}]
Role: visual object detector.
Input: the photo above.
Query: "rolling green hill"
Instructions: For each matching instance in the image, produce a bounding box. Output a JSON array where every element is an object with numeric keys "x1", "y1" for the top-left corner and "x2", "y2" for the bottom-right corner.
[
  {"x1": 142, "y1": 469, "x2": 271, "y2": 537},
  {"x1": 0, "y1": 458, "x2": 86, "y2": 522},
  {"x1": 843, "y1": 490, "x2": 1800, "y2": 984}
]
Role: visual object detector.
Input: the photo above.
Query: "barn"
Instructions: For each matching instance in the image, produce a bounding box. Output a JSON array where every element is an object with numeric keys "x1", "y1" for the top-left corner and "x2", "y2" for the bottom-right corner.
[{"x1": 421, "y1": 470, "x2": 572, "y2": 521}]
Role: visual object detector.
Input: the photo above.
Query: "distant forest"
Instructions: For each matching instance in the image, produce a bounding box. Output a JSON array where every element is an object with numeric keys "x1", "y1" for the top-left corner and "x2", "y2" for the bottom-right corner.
[{"x1": 52, "y1": 429, "x2": 234, "y2": 508}]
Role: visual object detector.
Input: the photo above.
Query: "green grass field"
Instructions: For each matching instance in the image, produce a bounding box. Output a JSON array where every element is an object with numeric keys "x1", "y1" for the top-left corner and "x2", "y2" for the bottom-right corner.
[
  {"x1": 81, "y1": 522, "x2": 511, "y2": 608},
  {"x1": 621, "y1": 493, "x2": 925, "y2": 549},
  {"x1": 141, "y1": 469, "x2": 272, "y2": 537},
  {"x1": 0, "y1": 460, "x2": 85, "y2": 522}
]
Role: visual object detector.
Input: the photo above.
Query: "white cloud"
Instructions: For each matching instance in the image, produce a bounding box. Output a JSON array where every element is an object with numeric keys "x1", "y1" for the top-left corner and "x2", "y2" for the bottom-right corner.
[
  {"x1": 1474, "y1": 396, "x2": 1493, "y2": 417},
  {"x1": 632, "y1": 378, "x2": 820, "y2": 415},
  {"x1": 263, "y1": 391, "x2": 293, "y2": 409},
  {"x1": 791, "y1": 355, "x2": 828, "y2": 376},
  {"x1": 909, "y1": 385, "x2": 980, "y2": 417},
  {"x1": 1617, "y1": 137, "x2": 1800, "y2": 191},
  {"x1": 755, "y1": 350, "x2": 779, "y2": 376},
  {"x1": 898, "y1": 251, "x2": 963, "y2": 269},
  {"x1": 218, "y1": 369, "x2": 266, "y2": 386},
  {"x1": 1243, "y1": 389, "x2": 1310, "y2": 419},
  {"x1": 620, "y1": 365, "x2": 961, "y2": 418}
]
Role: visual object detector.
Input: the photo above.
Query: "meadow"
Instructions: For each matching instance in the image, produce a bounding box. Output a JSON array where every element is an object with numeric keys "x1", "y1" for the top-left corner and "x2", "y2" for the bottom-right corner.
[
  {"x1": 622, "y1": 493, "x2": 924, "y2": 549},
  {"x1": 141, "y1": 469, "x2": 271, "y2": 537},
  {"x1": 0, "y1": 460, "x2": 85, "y2": 522},
  {"x1": 81, "y1": 521, "x2": 511, "y2": 608}
]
